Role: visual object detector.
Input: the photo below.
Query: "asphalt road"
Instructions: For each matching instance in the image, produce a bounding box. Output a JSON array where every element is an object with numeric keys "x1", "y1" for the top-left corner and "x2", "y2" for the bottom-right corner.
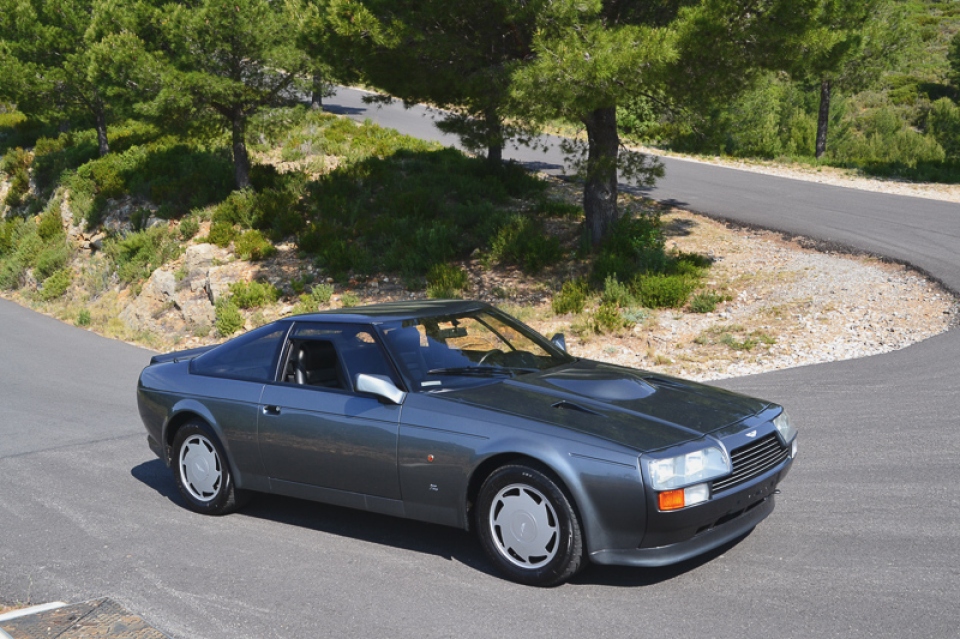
[{"x1": 1, "y1": 88, "x2": 959, "y2": 639}]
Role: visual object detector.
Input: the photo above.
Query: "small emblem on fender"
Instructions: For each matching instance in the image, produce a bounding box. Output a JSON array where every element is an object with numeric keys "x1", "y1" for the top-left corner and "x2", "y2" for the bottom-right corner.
[{"x1": 745, "y1": 430, "x2": 757, "y2": 438}]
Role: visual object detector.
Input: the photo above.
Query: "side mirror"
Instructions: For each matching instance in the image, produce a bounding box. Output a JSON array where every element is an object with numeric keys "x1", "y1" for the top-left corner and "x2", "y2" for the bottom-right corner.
[
  {"x1": 356, "y1": 374, "x2": 407, "y2": 405},
  {"x1": 550, "y1": 333, "x2": 567, "y2": 352}
]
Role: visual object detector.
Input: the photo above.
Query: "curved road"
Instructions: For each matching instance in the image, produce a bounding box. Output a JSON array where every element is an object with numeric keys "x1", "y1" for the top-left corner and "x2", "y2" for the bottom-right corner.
[{"x1": 1, "y1": 88, "x2": 958, "y2": 639}]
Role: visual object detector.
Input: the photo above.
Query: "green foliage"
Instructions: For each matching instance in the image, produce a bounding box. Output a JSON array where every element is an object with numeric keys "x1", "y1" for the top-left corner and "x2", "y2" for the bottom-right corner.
[
  {"x1": 1, "y1": 147, "x2": 32, "y2": 207},
  {"x1": 179, "y1": 216, "x2": 200, "y2": 240},
  {"x1": 228, "y1": 280, "x2": 280, "y2": 308},
  {"x1": 34, "y1": 243, "x2": 70, "y2": 281},
  {"x1": 340, "y1": 292, "x2": 360, "y2": 308},
  {"x1": 593, "y1": 301, "x2": 634, "y2": 333},
  {"x1": 426, "y1": 263, "x2": 469, "y2": 299},
  {"x1": 552, "y1": 279, "x2": 588, "y2": 315},
  {"x1": 832, "y1": 104, "x2": 945, "y2": 166},
  {"x1": 76, "y1": 308, "x2": 91, "y2": 326},
  {"x1": 235, "y1": 230, "x2": 277, "y2": 261},
  {"x1": 104, "y1": 226, "x2": 181, "y2": 284},
  {"x1": 214, "y1": 298, "x2": 244, "y2": 337},
  {"x1": 928, "y1": 98, "x2": 960, "y2": 159},
  {"x1": 292, "y1": 283, "x2": 334, "y2": 314},
  {"x1": 488, "y1": 215, "x2": 563, "y2": 273},
  {"x1": 591, "y1": 214, "x2": 667, "y2": 284},
  {"x1": 37, "y1": 203, "x2": 65, "y2": 241},
  {"x1": 298, "y1": 141, "x2": 546, "y2": 279},
  {"x1": 211, "y1": 180, "x2": 306, "y2": 241},
  {"x1": 689, "y1": 291, "x2": 725, "y2": 313},
  {"x1": 206, "y1": 222, "x2": 239, "y2": 248},
  {"x1": 36, "y1": 267, "x2": 72, "y2": 301},
  {"x1": 600, "y1": 276, "x2": 636, "y2": 308},
  {"x1": 633, "y1": 273, "x2": 699, "y2": 309}
]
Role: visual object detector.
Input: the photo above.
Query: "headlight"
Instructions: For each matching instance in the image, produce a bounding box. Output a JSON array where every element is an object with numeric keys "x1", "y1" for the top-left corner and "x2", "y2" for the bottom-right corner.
[
  {"x1": 646, "y1": 446, "x2": 731, "y2": 491},
  {"x1": 773, "y1": 409, "x2": 797, "y2": 445}
]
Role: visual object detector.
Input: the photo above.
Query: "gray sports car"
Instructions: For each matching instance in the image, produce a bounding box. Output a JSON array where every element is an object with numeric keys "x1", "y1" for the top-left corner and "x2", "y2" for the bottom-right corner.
[{"x1": 137, "y1": 300, "x2": 797, "y2": 586}]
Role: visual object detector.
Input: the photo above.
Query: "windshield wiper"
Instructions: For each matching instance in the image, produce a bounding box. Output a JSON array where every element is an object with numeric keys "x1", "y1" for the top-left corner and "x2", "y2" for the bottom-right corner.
[{"x1": 427, "y1": 366, "x2": 538, "y2": 377}]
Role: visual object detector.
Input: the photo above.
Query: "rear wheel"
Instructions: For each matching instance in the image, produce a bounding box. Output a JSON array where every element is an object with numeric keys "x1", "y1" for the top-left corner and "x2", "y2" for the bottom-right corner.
[
  {"x1": 476, "y1": 464, "x2": 584, "y2": 586},
  {"x1": 172, "y1": 421, "x2": 245, "y2": 515}
]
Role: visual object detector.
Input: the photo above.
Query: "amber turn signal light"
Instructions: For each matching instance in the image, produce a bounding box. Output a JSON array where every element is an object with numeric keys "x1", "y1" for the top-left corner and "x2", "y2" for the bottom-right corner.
[{"x1": 658, "y1": 489, "x2": 686, "y2": 511}]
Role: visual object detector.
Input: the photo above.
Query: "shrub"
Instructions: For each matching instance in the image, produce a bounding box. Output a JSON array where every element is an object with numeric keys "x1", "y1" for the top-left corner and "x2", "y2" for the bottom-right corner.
[
  {"x1": 592, "y1": 214, "x2": 666, "y2": 284},
  {"x1": 292, "y1": 283, "x2": 335, "y2": 314},
  {"x1": 37, "y1": 267, "x2": 72, "y2": 300},
  {"x1": 179, "y1": 216, "x2": 200, "y2": 240},
  {"x1": 235, "y1": 229, "x2": 277, "y2": 261},
  {"x1": 426, "y1": 263, "x2": 469, "y2": 299},
  {"x1": 104, "y1": 225, "x2": 181, "y2": 284},
  {"x1": 634, "y1": 273, "x2": 698, "y2": 308},
  {"x1": 489, "y1": 215, "x2": 562, "y2": 273},
  {"x1": 34, "y1": 243, "x2": 70, "y2": 280},
  {"x1": 600, "y1": 275, "x2": 635, "y2": 307},
  {"x1": 77, "y1": 308, "x2": 91, "y2": 326},
  {"x1": 1, "y1": 147, "x2": 32, "y2": 207},
  {"x1": 37, "y1": 203, "x2": 64, "y2": 240},
  {"x1": 206, "y1": 221, "x2": 238, "y2": 248},
  {"x1": 593, "y1": 302, "x2": 633, "y2": 333},
  {"x1": 552, "y1": 279, "x2": 588, "y2": 315},
  {"x1": 340, "y1": 292, "x2": 359, "y2": 308},
  {"x1": 215, "y1": 298, "x2": 244, "y2": 336},
  {"x1": 689, "y1": 291, "x2": 725, "y2": 313},
  {"x1": 229, "y1": 280, "x2": 280, "y2": 308}
]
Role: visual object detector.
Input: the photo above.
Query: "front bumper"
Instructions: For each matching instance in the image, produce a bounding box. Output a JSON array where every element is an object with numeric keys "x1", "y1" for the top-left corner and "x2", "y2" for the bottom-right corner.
[{"x1": 590, "y1": 453, "x2": 792, "y2": 567}]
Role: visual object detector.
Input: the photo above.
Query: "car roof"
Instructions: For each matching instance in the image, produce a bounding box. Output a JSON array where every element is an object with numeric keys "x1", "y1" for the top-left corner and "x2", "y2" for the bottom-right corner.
[{"x1": 287, "y1": 299, "x2": 493, "y2": 324}]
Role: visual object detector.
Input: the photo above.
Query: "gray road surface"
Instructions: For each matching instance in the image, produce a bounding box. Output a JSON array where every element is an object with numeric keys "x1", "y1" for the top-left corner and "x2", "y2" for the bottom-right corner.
[{"x1": 1, "y1": 87, "x2": 959, "y2": 639}]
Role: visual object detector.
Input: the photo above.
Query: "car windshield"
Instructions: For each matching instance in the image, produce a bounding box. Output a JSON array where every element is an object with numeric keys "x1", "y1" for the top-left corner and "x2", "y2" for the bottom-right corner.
[{"x1": 379, "y1": 308, "x2": 573, "y2": 391}]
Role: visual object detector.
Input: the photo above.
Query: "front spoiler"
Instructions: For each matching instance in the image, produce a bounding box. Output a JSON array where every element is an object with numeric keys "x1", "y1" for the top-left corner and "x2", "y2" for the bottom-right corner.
[{"x1": 589, "y1": 493, "x2": 775, "y2": 567}]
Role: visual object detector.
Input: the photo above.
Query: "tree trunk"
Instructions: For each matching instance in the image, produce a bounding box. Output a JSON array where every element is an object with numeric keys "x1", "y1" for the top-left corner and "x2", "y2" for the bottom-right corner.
[
  {"x1": 484, "y1": 109, "x2": 503, "y2": 167},
  {"x1": 94, "y1": 100, "x2": 109, "y2": 156},
  {"x1": 232, "y1": 112, "x2": 251, "y2": 190},
  {"x1": 311, "y1": 72, "x2": 324, "y2": 110},
  {"x1": 815, "y1": 79, "x2": 831, "y2": 160},
  {"x1": 582, "y1": 106, "x2": 620, "y2": 246}
]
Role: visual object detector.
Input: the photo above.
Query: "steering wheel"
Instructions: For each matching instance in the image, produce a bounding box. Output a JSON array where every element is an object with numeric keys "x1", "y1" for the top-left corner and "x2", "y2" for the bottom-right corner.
[{"x1": 478, "y1": 348, "x2": 505, "y2": 366}]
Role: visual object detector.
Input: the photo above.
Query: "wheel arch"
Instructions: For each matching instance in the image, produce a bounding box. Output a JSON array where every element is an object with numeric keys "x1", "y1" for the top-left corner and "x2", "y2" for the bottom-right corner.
[{"x1": 465, "y1": 452, "x2": 586, "y2": 541}]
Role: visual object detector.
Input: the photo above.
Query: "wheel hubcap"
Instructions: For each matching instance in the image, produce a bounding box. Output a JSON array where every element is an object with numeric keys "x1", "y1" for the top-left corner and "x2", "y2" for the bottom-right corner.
[
  {"x1": 179, "y1": 434, "x2": 222, "y2": 502},
  {"x1": 489, "y1": 483, "x2": 559, "y2": 569}
]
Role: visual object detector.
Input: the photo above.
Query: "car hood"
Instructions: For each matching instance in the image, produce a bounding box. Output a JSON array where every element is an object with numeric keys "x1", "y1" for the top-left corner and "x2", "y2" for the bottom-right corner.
[{"x1": 443, "y1": 360, "x2": 769, "y2": 452}]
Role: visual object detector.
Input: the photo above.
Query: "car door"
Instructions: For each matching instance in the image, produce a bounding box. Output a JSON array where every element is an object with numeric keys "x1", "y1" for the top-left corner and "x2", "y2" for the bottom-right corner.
[{"x1": 257, "y1": 322, "x2": 403, "y2": 501}]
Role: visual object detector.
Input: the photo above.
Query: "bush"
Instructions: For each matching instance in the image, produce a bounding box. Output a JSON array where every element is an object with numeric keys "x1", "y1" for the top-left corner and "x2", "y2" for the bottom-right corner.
[
  {"x1": 426, "y1": 263, "x2": 469, "y2": 299},
  {"x1": 689, "y1": 291, "x2": 725, "y2": 313},
  {"x1": 206, "y1": 221, "x2": 238, "y2": 248},
  {"x1": 34, "y1": 243, "x2": 70, "y2": 280},
  {"x1": 229, "y1": 280, "x2": 280, "y2": 308},
  {"x1": 37, "y1": 267, "x2": 72, "y2": 300},
  {"x1": 593, "y1": 302, "x2": 633, "y2": 333},
  {"x1": 77, "y1": 308, "x2": 91, "y2": 326},
  {"x1": 592, "y1": 214, "x2": 666, "y2": 284},
  {"x1": 292, "y1": 283, "x2": 335, "y2": 314},
  {"x1": 489, "y1": 215, "x2": 562, "y2": 273},
  {"x1": 1, "y1": 147, "x2": 32, "y2": 207},
  {"x1": 928, "y1": 98, "x2": 960, "y2": 160},
  {"x1": 552, "y1": 279, "x2": 588, "y2": 315},
  {"x1": 340, "y1": 292, "x2": 359, "y2": 308},
  {"x1": 179, "y1": 216, "x2": 200, "y2": 240},
  {"x1": 600, "y1": 276, "x2": 635, "y2": 307},
  {"x1": 634, "y1": 273, "x2": 698, "y2": 308},
  {"x1": 104, "y1": 226, "x2": 181, "y2": 284},
  {"x1": 37, "y1": 203, "x2": 64, "y2": 241},
  {"x1": 215, "y1": 298, "x2": 244, "y2": 336},
  {"x1": 235, "y1": 229, "x2": 277, "y2": 261}
]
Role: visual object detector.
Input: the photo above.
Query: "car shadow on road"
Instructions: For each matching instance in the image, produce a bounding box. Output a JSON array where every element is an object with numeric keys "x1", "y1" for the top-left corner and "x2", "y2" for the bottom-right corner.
[{"x1": 131, "y1": 458, "x2": 750, "y2": 587}]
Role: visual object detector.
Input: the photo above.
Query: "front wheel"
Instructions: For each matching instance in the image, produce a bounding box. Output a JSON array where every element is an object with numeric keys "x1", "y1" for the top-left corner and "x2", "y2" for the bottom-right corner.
[
  {"x1": 476, "y1": 464, "x2": 585, "y2": 586},
  {"x1": 172, "y1": 421, "x2": 245, "y2": 515}
]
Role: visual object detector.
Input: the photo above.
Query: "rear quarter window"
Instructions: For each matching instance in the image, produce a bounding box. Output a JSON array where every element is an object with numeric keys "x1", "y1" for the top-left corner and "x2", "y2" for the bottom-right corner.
[{"x1": 191, "y1": 323, "x2": 289, "y2": 382}]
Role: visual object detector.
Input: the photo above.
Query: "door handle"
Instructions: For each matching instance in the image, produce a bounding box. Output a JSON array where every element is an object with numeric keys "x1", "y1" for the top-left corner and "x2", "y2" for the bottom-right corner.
[{"x1": 262, "y1": 405, "x2": 281, "y2": 416}]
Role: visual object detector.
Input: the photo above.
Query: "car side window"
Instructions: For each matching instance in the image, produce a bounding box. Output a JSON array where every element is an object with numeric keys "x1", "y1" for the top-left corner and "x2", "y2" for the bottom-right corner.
[
  {"x1": 280, "y1": 323, "x2": 398, "y2": 391},
  {"x1": 191, "y1": 323, "x2": 288, "y2": 381}
]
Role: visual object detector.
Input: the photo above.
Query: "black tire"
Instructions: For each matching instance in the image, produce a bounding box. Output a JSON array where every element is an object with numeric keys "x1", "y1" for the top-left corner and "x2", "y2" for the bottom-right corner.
[
  {"x1": 171, "y1": 421, "x2": 246, "y2": 515},
  {"x1": 476, "y1": 464, "x2": 585, "y2": 586}
]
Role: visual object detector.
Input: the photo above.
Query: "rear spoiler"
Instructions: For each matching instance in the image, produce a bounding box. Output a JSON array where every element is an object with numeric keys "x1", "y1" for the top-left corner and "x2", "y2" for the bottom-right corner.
[{"x1": 149, "y1": 345, "x2": 216, "y2": 365}]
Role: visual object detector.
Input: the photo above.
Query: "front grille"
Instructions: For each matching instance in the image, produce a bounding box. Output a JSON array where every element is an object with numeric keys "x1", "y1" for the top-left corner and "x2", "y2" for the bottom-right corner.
[{"x1": 712, "y1": 432, "x2": 789, "y2": 493}]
